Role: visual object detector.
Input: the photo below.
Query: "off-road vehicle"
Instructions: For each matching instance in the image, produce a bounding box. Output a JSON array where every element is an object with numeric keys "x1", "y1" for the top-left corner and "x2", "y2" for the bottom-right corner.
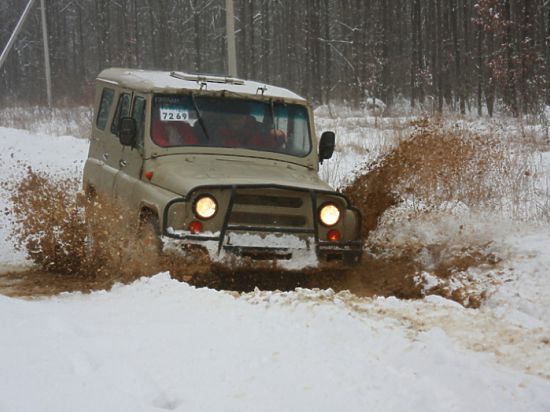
[{"x1": 83, "y1": 68, "x2": 363, "y2": 267}]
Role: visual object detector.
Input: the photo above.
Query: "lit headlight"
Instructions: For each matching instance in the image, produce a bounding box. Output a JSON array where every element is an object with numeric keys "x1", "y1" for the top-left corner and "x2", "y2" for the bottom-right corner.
[
  {"x1": 194, "y1": 195, "x2": 217, "y2": 219},
  {"x1": 319, "y1": 203, "x2": 340, "y2": 226}
]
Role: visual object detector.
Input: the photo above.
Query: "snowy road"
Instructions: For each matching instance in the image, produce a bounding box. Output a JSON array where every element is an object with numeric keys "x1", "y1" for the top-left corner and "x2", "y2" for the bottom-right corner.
[{"x1": 1, "y1": 126, "x2": 550, "y2": 411}]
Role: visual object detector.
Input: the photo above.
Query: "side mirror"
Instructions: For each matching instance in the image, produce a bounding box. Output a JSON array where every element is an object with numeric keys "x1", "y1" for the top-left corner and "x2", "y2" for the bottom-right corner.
[
  {"x1": 119, "y1": 117, "x2": 137, "y2": 147},
  {"x1": 319, "y1": 131, "x2": 335, "y2": 164}
]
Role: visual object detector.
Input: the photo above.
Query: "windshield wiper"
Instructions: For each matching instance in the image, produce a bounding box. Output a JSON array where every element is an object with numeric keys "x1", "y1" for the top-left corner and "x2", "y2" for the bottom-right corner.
[{"x1": 190, "y1": 93, "x2": 211, "y2": 141}]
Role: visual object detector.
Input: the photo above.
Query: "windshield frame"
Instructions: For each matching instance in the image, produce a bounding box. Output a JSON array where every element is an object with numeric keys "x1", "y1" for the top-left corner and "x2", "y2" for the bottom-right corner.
[{"x1": 149, "y1": 93, "x2": 314, "y2": 159}]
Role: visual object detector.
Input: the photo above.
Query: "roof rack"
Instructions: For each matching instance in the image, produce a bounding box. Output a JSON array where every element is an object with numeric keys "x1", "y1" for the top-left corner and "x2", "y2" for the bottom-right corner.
[{"x1": 170, "y1": 71, "x2": 245, "y2": 85}]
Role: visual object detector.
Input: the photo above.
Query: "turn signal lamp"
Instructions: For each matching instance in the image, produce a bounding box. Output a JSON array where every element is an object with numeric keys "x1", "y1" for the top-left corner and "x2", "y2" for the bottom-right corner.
[
  {"x1": 188, "y1": 220, "x2": 203, "y2": 234},
  {"x1": 144, "y1": 171, "x2": 154, "y2": 181},
  {"x1": 327, "y1": 229, "x2": 341, "y2": 242}
]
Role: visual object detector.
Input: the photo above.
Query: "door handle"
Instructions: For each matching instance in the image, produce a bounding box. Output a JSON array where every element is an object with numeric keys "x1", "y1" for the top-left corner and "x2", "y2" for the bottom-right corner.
[
  {"x1": 102, "y1": 153, "x2": 110, "y2": 161},
  {"x1": 119, "y1": 159, "x2": 128, "y2": 168}
]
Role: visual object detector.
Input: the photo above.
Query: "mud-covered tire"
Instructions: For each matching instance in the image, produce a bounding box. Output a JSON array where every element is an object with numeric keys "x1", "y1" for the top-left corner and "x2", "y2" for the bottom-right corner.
[{"x1": 139, "y1": 213, "x2": 163, "y2": 256}]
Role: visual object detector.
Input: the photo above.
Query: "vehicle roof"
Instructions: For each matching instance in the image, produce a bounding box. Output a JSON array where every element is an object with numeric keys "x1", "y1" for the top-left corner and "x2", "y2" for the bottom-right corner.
[{"x1": 96, "y1": 68, "x2": 307, "y2": 102}]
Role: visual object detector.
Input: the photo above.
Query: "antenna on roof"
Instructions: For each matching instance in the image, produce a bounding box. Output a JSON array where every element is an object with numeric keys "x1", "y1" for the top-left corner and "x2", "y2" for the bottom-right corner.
[{"x1": 170, "y1": 71, "x2": 244, "y2": 85}]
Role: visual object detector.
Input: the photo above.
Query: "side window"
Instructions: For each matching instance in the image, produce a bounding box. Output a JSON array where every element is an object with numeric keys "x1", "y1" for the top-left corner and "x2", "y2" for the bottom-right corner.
[
  {"x1": 96, "y1": 88, "x2": 114, "y2": 130},
  {"x1": 110, "y1": 92, "x2": 131, "y2": 136},
  {"x1": 132, "y1": 96, "x2": 146, "y2": 150}
]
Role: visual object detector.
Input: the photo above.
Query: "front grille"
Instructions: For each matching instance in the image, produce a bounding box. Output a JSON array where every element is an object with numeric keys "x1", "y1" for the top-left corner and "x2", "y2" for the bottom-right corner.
[
  {"x1": 228, "y1": 189, "x2": 310, "y2": 229},
  {"x1": 230, "y1": 211, "x2": 306, "y2": 227},
  {"x1": 233, "y1": 194, "x2": 303, "y2": 208}
]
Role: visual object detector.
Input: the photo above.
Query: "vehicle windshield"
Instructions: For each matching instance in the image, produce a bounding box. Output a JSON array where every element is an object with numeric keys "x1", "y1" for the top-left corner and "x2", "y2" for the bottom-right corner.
[{"x1": 151, "y1": 94, "x2": 311, "y2": 157}]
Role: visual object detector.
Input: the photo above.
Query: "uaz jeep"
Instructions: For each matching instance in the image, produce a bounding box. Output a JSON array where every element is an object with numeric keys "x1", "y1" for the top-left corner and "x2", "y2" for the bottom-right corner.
[{"x1": 83, "y1": 69, "x2": 363, "y2": 267}]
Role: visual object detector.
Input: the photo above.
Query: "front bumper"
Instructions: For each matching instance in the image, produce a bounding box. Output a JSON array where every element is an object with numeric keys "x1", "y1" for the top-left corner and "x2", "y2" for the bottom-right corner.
[{"x1": 162, "y1": 184, "x2": 363, "y2": 263}]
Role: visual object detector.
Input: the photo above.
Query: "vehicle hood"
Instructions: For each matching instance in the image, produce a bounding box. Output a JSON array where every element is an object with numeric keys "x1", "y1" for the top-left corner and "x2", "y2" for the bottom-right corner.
[{"x1": 145, "y1": 154, "x2": 333, "y2": 196}]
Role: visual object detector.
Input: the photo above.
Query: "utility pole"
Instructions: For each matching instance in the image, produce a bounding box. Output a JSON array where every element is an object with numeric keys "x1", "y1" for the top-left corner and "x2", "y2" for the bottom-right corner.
[
  {"x1": 0, "y1": 0, "x2": 52, "y2": 107},
  {"x1": 40, "y1": 0, "x2": 52, "y2": 107},
  {"x1": 225, "y1": 0, "x2": 237, "y2": 77}
]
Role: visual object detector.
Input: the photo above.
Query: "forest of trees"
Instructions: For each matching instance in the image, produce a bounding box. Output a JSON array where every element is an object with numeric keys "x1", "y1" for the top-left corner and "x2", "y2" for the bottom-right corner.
[{"x1": 1, "y1": 0, "x2": 549, "y2": 116}]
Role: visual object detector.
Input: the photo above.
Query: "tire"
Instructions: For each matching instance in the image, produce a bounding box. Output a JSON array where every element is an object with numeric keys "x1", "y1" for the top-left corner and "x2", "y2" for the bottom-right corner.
[{"x1": 139, "y1": 212, "x2": 163, "y2": 256}]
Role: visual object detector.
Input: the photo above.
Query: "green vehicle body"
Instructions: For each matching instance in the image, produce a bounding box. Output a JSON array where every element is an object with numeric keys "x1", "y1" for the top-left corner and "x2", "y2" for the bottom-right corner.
[{"x1": 83, "y1": 68, "x2": 363, "y2": 266}]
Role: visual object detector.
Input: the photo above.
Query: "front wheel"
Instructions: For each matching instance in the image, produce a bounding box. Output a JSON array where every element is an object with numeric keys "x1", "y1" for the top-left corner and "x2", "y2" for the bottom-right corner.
[{"x1": 139, "y1": 212, "x2": 163, "y2": 257}]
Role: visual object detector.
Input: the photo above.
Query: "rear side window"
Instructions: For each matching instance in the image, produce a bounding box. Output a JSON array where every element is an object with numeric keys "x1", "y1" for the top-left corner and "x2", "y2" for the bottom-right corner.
[
  {"x1": 96, "y1": 88, "x2": 114, "y2": 130},
  {"x1": 111, "y1": 92, "x2": 131, "y2": 136}
]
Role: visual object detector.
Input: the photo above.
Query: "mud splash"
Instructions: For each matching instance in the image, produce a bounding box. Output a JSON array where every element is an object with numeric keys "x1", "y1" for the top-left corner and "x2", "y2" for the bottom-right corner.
[
  {"x1": 4, "y1": 167, "x2": 156, "y2": 279},
  {"x1": 1, "y1": 167, "x2": 212, "y2": 289},
  {"x1": 343, "y1": 119, "x2": 510, "y2": 237}
]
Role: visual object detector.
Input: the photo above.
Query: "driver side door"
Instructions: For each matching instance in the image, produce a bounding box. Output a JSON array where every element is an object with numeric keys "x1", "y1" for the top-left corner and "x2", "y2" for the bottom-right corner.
[
  {"x1": 114, "y1": 93, "x2": 147, "y2": 208},
  {"x1": 99, "y1": 90, "x2": 132, "y2": 197}
]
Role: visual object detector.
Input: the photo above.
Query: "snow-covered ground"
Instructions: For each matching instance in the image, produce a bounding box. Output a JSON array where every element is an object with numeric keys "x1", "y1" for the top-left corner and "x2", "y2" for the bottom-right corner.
[
  {"x1": 2, "y1": 274, "x2": 550, "y2": 412},
  {"x1": 1, "y1": 112, "x2": 550, "y2": 411}
]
